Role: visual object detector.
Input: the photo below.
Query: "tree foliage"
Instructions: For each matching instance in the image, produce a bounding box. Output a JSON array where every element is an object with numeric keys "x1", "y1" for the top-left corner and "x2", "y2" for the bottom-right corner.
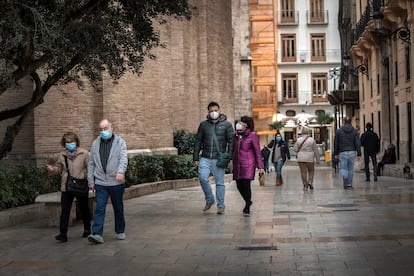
[
  {"x1": 268, "y1": 121, "x2": 284, "y2": 131},
  {"x1": 0, "y1": 0, "x2": 193, "y2": 159}
]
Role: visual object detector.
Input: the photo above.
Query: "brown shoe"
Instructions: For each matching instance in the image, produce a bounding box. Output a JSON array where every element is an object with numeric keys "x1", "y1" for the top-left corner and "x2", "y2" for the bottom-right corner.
[{"x1": 276, "y1": 179, "x2": 283, "y2": 186}]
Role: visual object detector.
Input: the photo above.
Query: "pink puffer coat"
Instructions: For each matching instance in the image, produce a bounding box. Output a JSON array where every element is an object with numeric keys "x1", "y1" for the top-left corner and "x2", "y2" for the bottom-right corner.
[{"x1": 232, "y1": 129, "x2": 264, "y2": 180}]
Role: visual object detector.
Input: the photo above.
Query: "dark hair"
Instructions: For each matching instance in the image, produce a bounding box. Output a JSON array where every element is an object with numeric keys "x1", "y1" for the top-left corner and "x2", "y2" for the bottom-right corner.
[
  {"x1": 60, "y1": 132, "x2": 80, "y2": 147},
  {"x1": 344, "y1": 116, "x2": 352, "y2": 124},
  {"x1": 240, "y1": 116, "x2": 255, "y2": 131},
  {"x1": 207, "y1": 101, "x2": 220, "y2": 110},
  {"x1": 366, "y1": 122, "x2": 373, "y2": 129}
]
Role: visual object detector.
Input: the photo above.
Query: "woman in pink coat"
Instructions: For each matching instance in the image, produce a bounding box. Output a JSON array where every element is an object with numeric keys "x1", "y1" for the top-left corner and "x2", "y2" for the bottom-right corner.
[{"x1": 233, "y1": 116, "x2": 264, "y2": 216}]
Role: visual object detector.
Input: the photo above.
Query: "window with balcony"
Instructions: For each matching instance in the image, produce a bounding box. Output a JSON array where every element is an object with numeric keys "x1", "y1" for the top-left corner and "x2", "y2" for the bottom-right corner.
[
  {"x1": 309, "y1": 0, "x2": 324, "y2": 23},
  {"x1": 311, "y1": 73, "x2": 327, "y2": 102},
  {"x1": 282, "y1": 73, "x2": 298, "y2": 103},
  {"x1": 281, "y1": 34, "x2": 296, "y2": 62},
  {"x1": 280, "y1": 0, "x2": 295, "y2": 23},
  {"x1": 310, "y1": 34, "x2": 326, "y2": 61}
]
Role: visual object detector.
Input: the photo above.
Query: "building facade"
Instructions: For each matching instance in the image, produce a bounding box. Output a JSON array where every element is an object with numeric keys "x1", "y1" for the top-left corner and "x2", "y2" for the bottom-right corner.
[
  {"x1": 0, "y1": 0, "x2": 236, "y2": 164},
  {"x1": 350, "y1": 0, "x2": 413, "y2": 164},
  {"x1": 249, "y1": 0, "x2": 340, "y2": 152}
]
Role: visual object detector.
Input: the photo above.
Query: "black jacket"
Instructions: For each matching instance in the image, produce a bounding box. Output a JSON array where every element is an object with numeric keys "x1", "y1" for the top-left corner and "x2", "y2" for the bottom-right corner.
[
  {"x1": 360, "y1": 130, "x2": 380, "y2": 154},
  {"x1": 268, "y1": 139, "x2": 290, "y2": 162},
  {"x1": 193, "y1": 114, "x2": 234, "y2": 161},
  {"x1": 334, "y1": 124, "x2": 362, "y2": 156}
]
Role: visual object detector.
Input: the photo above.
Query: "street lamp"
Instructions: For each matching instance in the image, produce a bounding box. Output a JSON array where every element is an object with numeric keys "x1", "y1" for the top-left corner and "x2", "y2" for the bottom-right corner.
[
  {"x1": 342, "y1": 54, "x2": 369, "y2": 79},
  {"x1": 372, "y1": 11, "x2": 411, "y2": 45}
]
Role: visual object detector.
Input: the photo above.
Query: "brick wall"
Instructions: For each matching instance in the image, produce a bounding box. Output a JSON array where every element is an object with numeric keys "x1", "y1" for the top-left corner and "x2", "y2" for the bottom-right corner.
[{"x1": 0, "y1": 0, "x2": 235, "y2": 164}]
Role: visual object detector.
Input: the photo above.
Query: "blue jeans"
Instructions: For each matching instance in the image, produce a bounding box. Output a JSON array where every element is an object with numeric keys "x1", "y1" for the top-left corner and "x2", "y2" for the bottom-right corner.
[
  {"x1": 339, "y1": 151, "x2": 356, "y2": 186},
  {"x1": 92, "y1": 184, "x2": 126, "y2": 235},
  {"x1": 198, "y1": 157, "x2": 225, "y2": 209},
  {"x1": 273, "y1": 160, "x2": 285, "y2": 180}
]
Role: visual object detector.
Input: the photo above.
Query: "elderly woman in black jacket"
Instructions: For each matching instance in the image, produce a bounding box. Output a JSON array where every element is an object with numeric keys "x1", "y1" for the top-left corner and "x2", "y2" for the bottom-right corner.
[{"x1": 268, "y1": 132, "x2": 290, "y2": 186}]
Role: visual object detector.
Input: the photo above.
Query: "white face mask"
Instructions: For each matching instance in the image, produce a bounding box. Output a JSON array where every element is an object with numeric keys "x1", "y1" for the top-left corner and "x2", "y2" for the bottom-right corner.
[
  {"x1": 235, "y1": 122, "x2": 244, "y2": 131},
  {"x1": 209, "y1": 111, "x2": 219, "y2": 120}
]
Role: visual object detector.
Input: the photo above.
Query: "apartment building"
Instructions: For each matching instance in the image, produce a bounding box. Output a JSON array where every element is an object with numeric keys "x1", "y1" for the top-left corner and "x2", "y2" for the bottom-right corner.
[
  {"x1": 348, "y1": 0, "x2": 413, "y2": 164},
  {"x1": 250, "y1": 0, "x2": 341, "y2": 152}
]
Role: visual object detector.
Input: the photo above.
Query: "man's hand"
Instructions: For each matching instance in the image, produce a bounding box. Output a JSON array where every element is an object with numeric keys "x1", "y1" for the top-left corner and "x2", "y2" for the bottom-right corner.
[
  {"x1": 116, "y1": 173, "x2": 124, "y2": 183},
  {"x1": 193, "y1": 161, "x2": 199, "y2": 167}
]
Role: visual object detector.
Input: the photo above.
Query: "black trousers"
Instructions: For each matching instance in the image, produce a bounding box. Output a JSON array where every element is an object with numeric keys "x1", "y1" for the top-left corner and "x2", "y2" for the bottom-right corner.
[
  {"x1": 60, "y1": 191, "x2": 91, "y2": 235},
  {"x1": 364, "y1": 151, "x2": 378, "y2": 179},
  {"x1": 236, "y1": 179, "x2": 252, "y2": 206}
]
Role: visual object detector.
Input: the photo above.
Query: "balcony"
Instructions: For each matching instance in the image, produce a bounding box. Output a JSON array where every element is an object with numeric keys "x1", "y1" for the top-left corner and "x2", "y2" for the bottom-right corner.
[
  {"x1": 352, "y1": 4, "x2": 372, "y2": 45},
  {"x1": 327, "y1": 90, "x2": 359, "y2": 105},
  {"x1": 306, "y1": 10, "x2": 329, "y2": 25},
  {"x1": 277, "y1": 11, "x2": 299, "y2": 25}
]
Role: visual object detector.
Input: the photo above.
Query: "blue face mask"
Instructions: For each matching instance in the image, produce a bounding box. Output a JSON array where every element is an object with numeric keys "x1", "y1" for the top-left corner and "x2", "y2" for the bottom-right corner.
[
  {"x1": 100, "y1": 130, "x2": 112, "y2": 140},
  {"x1": 65, "y1": 142, "x2": 77, "y2": 152},
  {"x1": 276, "y1": 137, "x2": 282, "y2": 142}
]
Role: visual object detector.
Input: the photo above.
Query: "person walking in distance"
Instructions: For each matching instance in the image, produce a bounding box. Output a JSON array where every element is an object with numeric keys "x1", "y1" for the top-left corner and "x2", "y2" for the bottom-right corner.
[
  {"x1": 267, "y1": 132, "x2": 290, "y2": 186},
  {"x1": 360, "y1": 122, "x2": 380, "y2": 182},
  {"x1": 334, "y1": 116, "x2": 362, "y2": 189},
  {"x1": 87, "y1": 119, "x2": 128, "y2": 244},
  {"x1": 261, "y1": 145, "x2": 271, "y2": 173},
  {"x1": 232, "y1": 116, "x2": 264, "y2": 216},
  {"x1": 293, "y1": 127, "x2": 320, "y2": 191},
  {"x1": 47, "y1": 132, "x2": 91, "y2": 243},
  {"x1": 193, "y1": 101, "x2": 234, "y2": 215}
]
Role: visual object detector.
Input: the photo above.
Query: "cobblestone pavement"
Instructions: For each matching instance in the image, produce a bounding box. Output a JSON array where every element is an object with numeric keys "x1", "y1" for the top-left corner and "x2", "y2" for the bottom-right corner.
[{"x1": 1, "y1": 165, "x2": 414, "y2": 275}]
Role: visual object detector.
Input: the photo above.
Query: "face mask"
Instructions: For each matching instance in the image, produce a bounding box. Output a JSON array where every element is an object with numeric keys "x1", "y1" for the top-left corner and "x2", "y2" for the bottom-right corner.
[
  {"x1": 100, "y1": 130, "x2": 112, "y2": 140},
  {"x1": 65, "y1": 142, "x2": 77, "y2": 152},
  {"x1": 276, "y1": 137, "x2": 282, "y2": 142},
  {"x1": 209, "y1": 111, "x2": 219, "y2": 120},
  {"x1": 235, "y1": 122, "x2": 244, "y2": 131}
]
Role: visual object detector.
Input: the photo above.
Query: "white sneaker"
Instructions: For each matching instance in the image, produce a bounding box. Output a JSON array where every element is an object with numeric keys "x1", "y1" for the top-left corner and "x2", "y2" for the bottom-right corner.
[
  {"x1": 116, "y1": 233, "x2": 126, "y2": 240},
  {"x1": 88, "y1": 234, "x2": 104, "y2": 244}
]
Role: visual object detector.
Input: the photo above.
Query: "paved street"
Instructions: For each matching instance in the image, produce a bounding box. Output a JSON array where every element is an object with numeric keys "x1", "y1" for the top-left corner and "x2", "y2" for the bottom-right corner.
[{"x1": 1, "y1": 165, "x2": 414, "y2": 275}]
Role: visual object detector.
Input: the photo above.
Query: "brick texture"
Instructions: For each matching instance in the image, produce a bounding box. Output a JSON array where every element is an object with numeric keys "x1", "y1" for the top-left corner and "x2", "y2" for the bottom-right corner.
[{"x1": 0, "y1": 0, "x2": 235, "y2": 164}]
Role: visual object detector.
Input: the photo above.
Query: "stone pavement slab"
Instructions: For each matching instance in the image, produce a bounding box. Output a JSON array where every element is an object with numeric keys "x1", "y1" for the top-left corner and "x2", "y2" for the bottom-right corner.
[{"x1": 1, "y1": 165, "x2": 414, "y2": 275}]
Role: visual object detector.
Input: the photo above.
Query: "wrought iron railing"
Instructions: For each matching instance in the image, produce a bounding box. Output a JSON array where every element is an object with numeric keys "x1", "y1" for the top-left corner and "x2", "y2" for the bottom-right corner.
[{"x1": 353, "y1": 4, "x2": 372, "y2": 45}]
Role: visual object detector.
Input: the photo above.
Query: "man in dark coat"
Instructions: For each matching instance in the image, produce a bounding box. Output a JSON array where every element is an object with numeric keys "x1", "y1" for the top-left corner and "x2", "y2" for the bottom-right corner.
[
  {"x1": 360, "y1": 122, "x2": 380, "y2": 181},
  {"x1": 193, "y1": 101, "x2": 234, "y2": 215},
  {"x1": 334, "y1": 117, "x2": 362, "y2": 189}
]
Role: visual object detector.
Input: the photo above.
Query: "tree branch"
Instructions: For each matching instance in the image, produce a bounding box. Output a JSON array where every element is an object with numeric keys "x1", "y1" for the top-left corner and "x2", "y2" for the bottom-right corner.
[
  {"x1": 0, "y1": 53, "x2": 81, "y2": 159},
  {"x1": 0, "y1": 72, "x2": 41, "y2": 160}
]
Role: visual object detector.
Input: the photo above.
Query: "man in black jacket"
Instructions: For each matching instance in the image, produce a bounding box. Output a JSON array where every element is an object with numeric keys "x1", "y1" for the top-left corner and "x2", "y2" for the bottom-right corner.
[
  {"x1": 334, "y1": 117, "x2": 362, "y2": 189},
  {"x1": 193, "y1": 102, "x2": 234, "y2": 215},
  {"x1": 360, "y1": 123, "x2": 380, "y2": 182}
]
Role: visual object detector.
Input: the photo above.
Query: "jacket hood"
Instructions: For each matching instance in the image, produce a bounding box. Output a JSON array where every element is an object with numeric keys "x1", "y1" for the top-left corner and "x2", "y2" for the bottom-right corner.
[{"x1": 342, "y1": 124, "x2": 355, "y2": 133}]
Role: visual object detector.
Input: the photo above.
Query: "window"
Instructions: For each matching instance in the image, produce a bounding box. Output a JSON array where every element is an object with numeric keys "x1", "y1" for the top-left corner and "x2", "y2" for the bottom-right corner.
[
  {"x1": 395, "y1": 61, "x2": 398, "y2": 86},
  {"x1": 280, "y1": 0, "x2": 295, "y2": 23},
  {"x1": 286, "y1": 110, "x2": 296, "y2": 116},
  {"x1": 406, "y1": 46, "x2": 411, "y2": 81},
  {"x1": 311, "y1": 73, "x2": 327, "y2": 102},
  {"x1": 281, "y1": 34, "x2": 296, "y2": 62},
  {"x1": 309, "y1": 0, "x2": 324, "y2": 23},
  {"x1": 310, "y1": 34, "x2": 325, "y2": 61},
  {"x1": 282, "y1": 73, "x2": 298, "y2": 103}
]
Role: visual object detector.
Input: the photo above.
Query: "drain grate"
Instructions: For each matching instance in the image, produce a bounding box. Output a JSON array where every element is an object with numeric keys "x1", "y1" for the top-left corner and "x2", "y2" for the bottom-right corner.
[
  {"x1": 277, "y1": 211, "x2": 304, "y2": 214},
  {"x1": 318, "y1": 203, "x2": 358, "y2": 208},
  {"x1": 238, "y1": 245, "x2": 278, "y2": 251}
]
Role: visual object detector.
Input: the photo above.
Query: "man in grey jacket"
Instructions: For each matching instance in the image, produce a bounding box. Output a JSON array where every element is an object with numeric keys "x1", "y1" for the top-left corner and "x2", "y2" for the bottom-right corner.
[
  {"x1": 87, "y1": 119, "x2": 128, "y2": 244},
  {"x1": 193, "y1": 101, "x2": 234, "y2": 215},
  {"x1": 334, "y1": 117, "x2": 361, "y2": 189}
]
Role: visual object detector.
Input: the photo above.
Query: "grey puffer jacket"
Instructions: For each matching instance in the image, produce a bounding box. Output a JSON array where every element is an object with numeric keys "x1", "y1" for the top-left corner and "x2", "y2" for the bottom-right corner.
[
  {"x1": 334, "y1": 124, "x2": 361, "y2": 156},
  {"x1": 193, "y1": 114, "x2": 234, "y2": 161}
]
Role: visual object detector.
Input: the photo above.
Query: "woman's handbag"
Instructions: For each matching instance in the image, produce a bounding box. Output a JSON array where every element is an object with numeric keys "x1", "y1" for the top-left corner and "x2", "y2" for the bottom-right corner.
[
  {"x1": 64, "y1": 156, "x2": 89, "y2": 197},
  {"x1": 212, "y1": 126, "x2": 230, "y2": 169}
]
